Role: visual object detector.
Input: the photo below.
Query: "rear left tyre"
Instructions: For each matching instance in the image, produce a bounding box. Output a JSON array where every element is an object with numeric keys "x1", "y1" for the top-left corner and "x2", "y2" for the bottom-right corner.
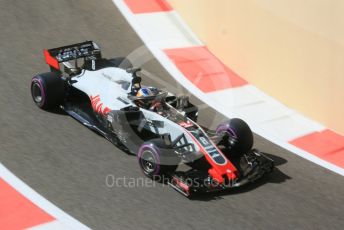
[{"x1": 31, "y1": 72, "x2": 65, "y2": 110}]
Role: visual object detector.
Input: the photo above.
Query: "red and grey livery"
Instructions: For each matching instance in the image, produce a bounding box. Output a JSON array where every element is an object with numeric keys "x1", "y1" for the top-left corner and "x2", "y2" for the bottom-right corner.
[{"x1": 31, "y1": 41, "x2": 274, "y2": 197}]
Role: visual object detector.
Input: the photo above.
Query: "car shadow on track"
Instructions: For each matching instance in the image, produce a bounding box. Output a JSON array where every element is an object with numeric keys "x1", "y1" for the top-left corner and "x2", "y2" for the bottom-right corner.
[
  {"x1": 189, "y1": 153, "x2": 291, "y2": 201},
  {"x1": 45, "y1": 107, "x2": 68, "y2": 116}
]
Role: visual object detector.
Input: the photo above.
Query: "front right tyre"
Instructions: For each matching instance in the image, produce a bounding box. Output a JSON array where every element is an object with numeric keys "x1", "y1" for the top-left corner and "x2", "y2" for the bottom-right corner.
[{"x1": 216, "y1": 118, "x2": 254, "y2": 158}]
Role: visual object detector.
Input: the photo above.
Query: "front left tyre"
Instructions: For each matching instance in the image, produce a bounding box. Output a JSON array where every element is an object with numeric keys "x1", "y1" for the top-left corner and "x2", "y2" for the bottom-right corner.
[
  {"x1": 31, "y1": 72, "x2": 65, "y2": 110},
  {"x1": 137, "y1": 139, "x2": 180, "y2": 181}
]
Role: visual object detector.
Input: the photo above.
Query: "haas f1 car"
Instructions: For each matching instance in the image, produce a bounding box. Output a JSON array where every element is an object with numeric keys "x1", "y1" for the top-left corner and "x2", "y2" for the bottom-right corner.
[{"x1": 31, "y1": 41, "x2": 274, "y2": 197}]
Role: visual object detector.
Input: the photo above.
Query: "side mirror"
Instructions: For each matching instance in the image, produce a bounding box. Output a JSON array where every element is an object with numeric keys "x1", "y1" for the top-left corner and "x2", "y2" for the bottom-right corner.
[
  {"x1": 162, "y1": 133, "x2": 172, "y2": 146},
  {"x1": 176, "y1": 95, "x2": 189, "y2": 110}
]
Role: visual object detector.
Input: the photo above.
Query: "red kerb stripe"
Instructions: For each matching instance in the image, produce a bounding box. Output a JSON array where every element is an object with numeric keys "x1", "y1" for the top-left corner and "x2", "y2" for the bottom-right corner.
[
  {"x1": 290, "y1": 129, "x2": 344, "y2": 168},
  {"x1": 124, "y1": 0, "x2": 173, "y2": 14},
  {"x1": 0, "y1": 179, "x2": 54, "y2": 230},
  {"x1": 164, "y1": 46, "x2": 247, "y2": 92}
]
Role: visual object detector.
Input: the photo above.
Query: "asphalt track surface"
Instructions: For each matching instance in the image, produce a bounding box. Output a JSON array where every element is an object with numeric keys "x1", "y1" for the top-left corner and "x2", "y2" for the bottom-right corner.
[{"x1": 0, "y1": 1, "x2": 343, "y2": 229}]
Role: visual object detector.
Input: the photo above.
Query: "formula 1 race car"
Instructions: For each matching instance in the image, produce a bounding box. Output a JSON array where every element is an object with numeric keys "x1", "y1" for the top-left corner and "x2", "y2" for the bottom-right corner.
[{"x1": 31, "y1": 41, "x2": 274, "y2": 197}]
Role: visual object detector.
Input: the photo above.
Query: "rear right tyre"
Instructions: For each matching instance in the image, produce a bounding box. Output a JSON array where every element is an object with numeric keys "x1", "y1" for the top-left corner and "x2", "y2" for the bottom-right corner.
[{"x1": 108, "y1": 57, "x2": 133, "y2": 70}]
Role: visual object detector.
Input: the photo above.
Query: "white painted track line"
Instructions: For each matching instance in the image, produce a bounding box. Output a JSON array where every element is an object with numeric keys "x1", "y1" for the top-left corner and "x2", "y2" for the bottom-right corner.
[{"x1": 136, "y1": 11, "x2": 203, "y2": 49}]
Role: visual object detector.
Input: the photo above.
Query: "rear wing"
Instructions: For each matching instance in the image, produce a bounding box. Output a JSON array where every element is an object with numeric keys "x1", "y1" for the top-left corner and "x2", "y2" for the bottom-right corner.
[{"x1": 43, "y1": 41, "x2": 101, "y2": 71}]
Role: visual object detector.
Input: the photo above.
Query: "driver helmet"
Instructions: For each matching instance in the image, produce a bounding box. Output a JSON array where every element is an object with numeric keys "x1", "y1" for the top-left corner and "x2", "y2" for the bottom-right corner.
[{"x1": 136, "y1": 87, "x2": 157, "y2": 97}]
